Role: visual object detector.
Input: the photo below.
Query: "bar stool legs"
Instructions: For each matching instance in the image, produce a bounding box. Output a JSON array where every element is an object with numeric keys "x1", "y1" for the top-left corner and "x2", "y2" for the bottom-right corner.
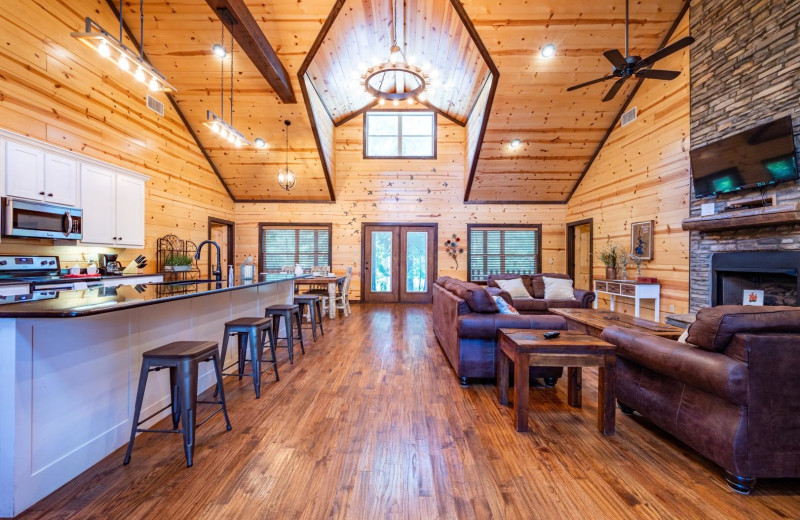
[
  {"x1": 217, "y1": 318, "x2": 278, "y2": 399},
  {"x1": 295, "y1": 295, "x2": 324, "y2": 341},
  {"x1": 266, "y1": 305, "x2": 305, "y2": 364}
]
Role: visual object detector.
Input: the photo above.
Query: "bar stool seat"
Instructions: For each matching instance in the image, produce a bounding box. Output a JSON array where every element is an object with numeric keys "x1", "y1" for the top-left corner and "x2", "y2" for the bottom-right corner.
[
  {"x1": 265, "y1": 303, "x2": 305, "y2": 364},
  {"x1": 124, "y1": 341, "x2": 231, "y2": 468},
  {"x1": 217, "y1": 317, "x2": 279, "y2": 399},
  {"x1": 294, "y1": 294, "x2": 324, "y2": 341}
]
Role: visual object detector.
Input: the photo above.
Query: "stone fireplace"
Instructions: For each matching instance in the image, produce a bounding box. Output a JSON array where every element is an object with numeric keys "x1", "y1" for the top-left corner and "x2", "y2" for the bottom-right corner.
[{"x1": 711, "y1": 252, "x2": 799, "y2": 307}]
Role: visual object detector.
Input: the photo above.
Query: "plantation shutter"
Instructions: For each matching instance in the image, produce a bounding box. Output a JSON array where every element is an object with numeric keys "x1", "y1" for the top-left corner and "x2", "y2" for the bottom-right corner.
[
  {"x1": 468, "y1": 226, "x2": 541, "y2": 282},
  {"x1": 260, "y1": 225, "x2": 331, "y2": 273}
]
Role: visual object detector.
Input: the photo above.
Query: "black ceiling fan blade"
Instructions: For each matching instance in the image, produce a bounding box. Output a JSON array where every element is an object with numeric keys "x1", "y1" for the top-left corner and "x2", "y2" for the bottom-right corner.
[
  {"x1": 602, "y1": 78, "x2": 626, "y2": 102},
  {"x1": 639, "y1": 36, "x2": 695, "y2": 66},
  {"x1": 636, "y1": 69, "x2": 680, "y2": 80},
  {"x1": 603, "y1": 49, "x2": 627, "y2": 68},
  {"x1": 566, "y1": 75, "x2": 615, "y2": 92}
]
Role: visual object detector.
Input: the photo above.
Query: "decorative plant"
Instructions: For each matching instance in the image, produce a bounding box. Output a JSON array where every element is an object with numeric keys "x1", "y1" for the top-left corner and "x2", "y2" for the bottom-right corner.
[
  {"x1": 444, "y1": 234, "x2": 464, "y2": 269},
  {"x1": 597, "y1": 241, "x2": 622, "y2": 268},
  {"x1": 165, "y1": 253, "x2": 194, "y2": 267}
]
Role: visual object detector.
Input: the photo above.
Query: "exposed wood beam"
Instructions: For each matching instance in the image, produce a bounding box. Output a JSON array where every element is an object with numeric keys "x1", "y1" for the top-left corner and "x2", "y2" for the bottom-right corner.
[
  {"x1": 566, "y1": 0, "x2": 691, "y2": 202},
  {"x1": 104, "y1": 0, "x2": 235, "y2": 202},
  {"x1": 206, "y1": 0, "x2": 296, "y2": 104}
]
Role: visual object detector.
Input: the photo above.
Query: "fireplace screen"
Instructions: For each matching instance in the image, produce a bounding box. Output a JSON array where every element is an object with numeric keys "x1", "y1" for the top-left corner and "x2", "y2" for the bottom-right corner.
[{"x1": 717, "y1": 271, "x2": 798, "y2": 306}]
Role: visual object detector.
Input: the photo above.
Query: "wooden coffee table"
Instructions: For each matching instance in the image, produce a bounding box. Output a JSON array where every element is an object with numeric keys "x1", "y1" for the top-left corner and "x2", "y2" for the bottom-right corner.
[
  {"x1": 550, "y1": 308, "x2": 684, "y2": 340},
  {"x1": 497, "y1": 329, "x2": 616, "y2": 435}
]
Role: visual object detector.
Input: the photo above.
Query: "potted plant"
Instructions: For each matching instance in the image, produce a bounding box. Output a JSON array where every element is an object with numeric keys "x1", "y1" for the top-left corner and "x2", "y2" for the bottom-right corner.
[
  {"x1": 597, "y1": 241, "x2": 621, "y2": 280},
  {"x1": 164, "y1": 253, "x2": 194, "y2": 272}
]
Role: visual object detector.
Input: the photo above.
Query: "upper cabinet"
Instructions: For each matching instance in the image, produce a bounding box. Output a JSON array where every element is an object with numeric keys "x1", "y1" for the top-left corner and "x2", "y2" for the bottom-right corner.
[
  {"x1": 5, "y1": 141, "x2": 77, "y2": 206},
  {"x1": 80, "y1": 165, "x2": 146, "y2": 249},
  {"x1": 114, "y1": 174, "x2": 145, "y2": 248}
]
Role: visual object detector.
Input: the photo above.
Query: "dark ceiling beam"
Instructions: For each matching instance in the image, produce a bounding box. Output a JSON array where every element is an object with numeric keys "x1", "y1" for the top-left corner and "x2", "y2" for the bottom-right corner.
[
  {"x1": 206, "y1": 0, "x2": 296, "y2": 104},
  {"x1": 565, "y1": 0, "x2": 691, "y2": 202},
  {"x1": 104, "y1": 0, "x2": 235, "y2": 202}
]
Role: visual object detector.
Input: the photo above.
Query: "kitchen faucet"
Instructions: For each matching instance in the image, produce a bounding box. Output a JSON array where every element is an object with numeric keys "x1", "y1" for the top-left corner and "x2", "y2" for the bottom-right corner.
[{"x1": 195, "y1": 240, "x2": 222, "y2": 282}]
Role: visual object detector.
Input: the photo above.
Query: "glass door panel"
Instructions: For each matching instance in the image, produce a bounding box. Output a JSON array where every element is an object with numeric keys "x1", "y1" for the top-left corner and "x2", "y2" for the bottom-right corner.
[
  {"x1": 371, "y1": 231, "x2": 393, "y2": 292},
  {"x1": 405, "y1": 231, "x2": 428, "y2": 293},
  {"x1": 363, "y1": 224, "x2": 436, "y2": 304}
]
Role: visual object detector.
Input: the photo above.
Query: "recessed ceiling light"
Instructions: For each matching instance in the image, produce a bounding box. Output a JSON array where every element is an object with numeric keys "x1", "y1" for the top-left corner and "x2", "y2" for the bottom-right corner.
[
  {"x1": 212, "y1": 44, "x2": 227, "y2": 58},
  {"x1": 254, "y1": 138, "x2": 267, "y2": 149},
  {"x1": 541, "y1": 44, "x2": 556, "y2": 59},
  {"x1": 510, "y1": 138, "x2": 522, "y2": 149}
]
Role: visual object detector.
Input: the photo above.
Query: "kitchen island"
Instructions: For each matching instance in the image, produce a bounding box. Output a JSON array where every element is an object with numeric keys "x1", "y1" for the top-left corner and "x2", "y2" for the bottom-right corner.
[{"x1": 0, "y1": 275, "x2": 302, "y2": 517}]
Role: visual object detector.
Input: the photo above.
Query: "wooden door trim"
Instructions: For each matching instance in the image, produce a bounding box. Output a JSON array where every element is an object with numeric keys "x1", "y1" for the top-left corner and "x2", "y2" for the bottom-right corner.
[
  {"x1": 360, "y1": 222, "x2": 438, "y2": 304},
  {"x1": 208, "y1": 217, "x2": 235, "y2": 279},
  {"x1": 566, "y1": 218, "x2": 593, "y2": 289}
]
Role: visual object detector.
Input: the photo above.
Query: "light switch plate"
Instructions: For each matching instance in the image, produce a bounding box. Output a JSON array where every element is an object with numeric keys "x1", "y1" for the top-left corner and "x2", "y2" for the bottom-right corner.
[{"x1": 701, "y1": 203, "x2": 715, "y2": 216}]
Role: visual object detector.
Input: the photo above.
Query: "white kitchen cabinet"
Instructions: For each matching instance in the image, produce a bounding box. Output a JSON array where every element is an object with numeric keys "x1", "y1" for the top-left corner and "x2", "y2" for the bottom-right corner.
[
  {"x1": 114, "y1": 174, "x2": 145, "y2": 248},
  {"x1": 80, "y1": 164, "x2": 116, "y2": 245},
  {"x1": 5, "y1": 142, "x2": 78, "y2": 206},
  {"x1": 5, "y1": 141, "x2": 44, "y2": 202}
]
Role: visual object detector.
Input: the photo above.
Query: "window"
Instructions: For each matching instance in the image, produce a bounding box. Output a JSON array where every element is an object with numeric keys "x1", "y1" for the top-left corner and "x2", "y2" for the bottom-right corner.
[
  {"x1": 364, "y1": 111, "x2": 436, "y2": 158},
  {"x1": 467, "y1": 224, "x2": 542, "y2": 283},
  {"x1": 258, "y1": 223, "x2": 331, "y2": 273}
]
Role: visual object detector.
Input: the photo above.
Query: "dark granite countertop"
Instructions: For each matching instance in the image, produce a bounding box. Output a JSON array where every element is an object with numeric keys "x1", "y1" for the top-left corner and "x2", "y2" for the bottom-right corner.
[
  {"x1": 0, "y1": 272, "x2": 165, "y2": 287},
  {"x1": 0, "y1": 274, "x2": 304, "y2": 318}
]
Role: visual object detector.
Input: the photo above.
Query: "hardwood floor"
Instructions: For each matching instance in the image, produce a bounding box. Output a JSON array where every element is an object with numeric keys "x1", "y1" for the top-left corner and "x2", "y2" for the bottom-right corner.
[{"x1": 19, "y1": 304, "x2": 800, "y2": 519}]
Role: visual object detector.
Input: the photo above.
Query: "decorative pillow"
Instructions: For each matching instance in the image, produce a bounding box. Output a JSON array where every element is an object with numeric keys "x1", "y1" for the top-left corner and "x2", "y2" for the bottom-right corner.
[
  {"x1": 493, "y1": 295, "x2": 519, "y2": 315},
  {"x1": 494, "y1": 278, "x2": 532, "y2": 300},
  {"x1": 542, "y1": 276, "x2": 576, "y2": 300}
]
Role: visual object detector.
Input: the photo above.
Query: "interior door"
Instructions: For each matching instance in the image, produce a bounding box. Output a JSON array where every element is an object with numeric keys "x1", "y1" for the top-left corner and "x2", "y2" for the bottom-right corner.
[
  {"x1": 567, "y1": 220, "x2": 593, "y2": 291},
  {"x1": 363, "y1": 224, "x2": 436, "y2": 303}
]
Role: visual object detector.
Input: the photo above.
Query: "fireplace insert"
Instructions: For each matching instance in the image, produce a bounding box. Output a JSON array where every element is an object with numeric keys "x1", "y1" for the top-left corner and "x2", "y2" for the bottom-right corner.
[{"x1": 712, "y1": 252, "x2": 800, "y2": 307}]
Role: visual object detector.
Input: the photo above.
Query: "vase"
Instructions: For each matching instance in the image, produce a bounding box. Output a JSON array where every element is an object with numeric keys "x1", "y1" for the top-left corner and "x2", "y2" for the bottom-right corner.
[{"x1": 605, "y1": 267, "x2": 617, "y2": 280}]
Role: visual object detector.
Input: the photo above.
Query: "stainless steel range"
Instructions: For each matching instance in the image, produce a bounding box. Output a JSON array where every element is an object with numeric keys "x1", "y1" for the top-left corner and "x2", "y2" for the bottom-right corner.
[{"x1": 0, "y1": 255, "x2": 95, "y2": 291}]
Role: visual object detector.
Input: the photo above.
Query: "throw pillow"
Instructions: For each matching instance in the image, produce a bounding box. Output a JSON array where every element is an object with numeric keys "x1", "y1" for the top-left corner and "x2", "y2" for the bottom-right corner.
[
  {"x1": 542, "y1": 276, "x2": 576, "y2": 300},
  {"x1": 494, "y1": 278, "x2": 532, "y2": 299},
  {"x1": 493, "y1": 296, "x2": 519, "y2": 315}
]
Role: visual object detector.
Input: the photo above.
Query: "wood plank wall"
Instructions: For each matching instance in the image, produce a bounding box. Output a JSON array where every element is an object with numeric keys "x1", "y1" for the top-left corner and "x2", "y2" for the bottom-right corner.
[
  {"x1": 465, "y1": 74, "x2": 492, "y2": 189},
  {"x1": 0, "y1": 0, "x2": 234, "y2": 273},
  {"x1": 235, "y1": 116, "x2": 567, "y2": 301},
  {"x1": 566, "y1": 12, "x2": 691, "y2": 321},
  {"x1": 303, "y1": 74, "x2": 336, "y2": 192}
]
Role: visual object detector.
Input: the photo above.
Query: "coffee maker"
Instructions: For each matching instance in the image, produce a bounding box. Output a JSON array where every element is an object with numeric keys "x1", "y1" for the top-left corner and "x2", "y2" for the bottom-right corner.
[{"x1": 98, "y1": 253, "x2": 123, "y2": 275}]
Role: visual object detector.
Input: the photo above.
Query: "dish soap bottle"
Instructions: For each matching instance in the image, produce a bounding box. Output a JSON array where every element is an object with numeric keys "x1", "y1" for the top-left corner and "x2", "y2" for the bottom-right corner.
[
  {"x1": 240, "y1": 256, "x2": 255, "y2": 280},
  {"x1": 228, "y1": 265, "x2": 234, "y2": 286},
  {"x1": 294, "y1": 263, "x2": 304, "y2": 276}
]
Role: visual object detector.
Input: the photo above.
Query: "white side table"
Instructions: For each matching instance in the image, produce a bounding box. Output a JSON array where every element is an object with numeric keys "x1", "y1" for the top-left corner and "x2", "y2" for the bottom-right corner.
[{"x1": 593, "y1": 279, "x2": 661, "y2": 320}]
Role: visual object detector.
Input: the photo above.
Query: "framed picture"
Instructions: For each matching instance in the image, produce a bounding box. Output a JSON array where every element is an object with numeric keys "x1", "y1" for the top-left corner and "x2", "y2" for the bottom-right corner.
[
  {"x1": 743, "y1": 289, "x2": 764, "y2": 306},
  {"x1": 631, "y1": 220, "x2": 654, "y2": 260}
]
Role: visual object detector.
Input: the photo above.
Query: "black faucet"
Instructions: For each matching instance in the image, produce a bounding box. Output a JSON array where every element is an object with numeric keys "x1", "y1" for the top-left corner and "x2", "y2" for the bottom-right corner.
[{"x1": 195, "y1": 240, "x2": 222, "y2": 282}]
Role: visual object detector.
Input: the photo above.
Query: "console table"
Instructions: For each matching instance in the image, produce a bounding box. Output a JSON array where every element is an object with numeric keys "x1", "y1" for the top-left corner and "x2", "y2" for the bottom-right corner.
[{"x1": 593, "y1": 279, "x2": 661, "y2": 320}]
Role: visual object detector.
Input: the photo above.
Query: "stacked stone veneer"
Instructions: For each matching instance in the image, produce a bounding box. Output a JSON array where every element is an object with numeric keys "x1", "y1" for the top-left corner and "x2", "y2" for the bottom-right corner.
[{"x1": 688, "y1": 0, "x2": 800, "y2": 311}]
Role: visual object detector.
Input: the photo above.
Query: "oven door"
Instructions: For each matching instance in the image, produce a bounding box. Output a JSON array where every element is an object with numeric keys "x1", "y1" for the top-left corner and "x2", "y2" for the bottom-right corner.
[{"x1": 3, "y1": 198, "x2": 83, "y2": 239}]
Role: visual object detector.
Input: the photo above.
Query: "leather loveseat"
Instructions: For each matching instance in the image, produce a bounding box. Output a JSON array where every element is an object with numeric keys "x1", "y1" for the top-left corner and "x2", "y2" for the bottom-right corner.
[
  {"x1": 601, "y1": 305, "x2": 800, "y2": 493},
  {"x1": 433, "y1": 276, "x2": 566, "y2": 387},
  {"x1": 487, "y1": 273, "x2": 595, "y2": 314}
]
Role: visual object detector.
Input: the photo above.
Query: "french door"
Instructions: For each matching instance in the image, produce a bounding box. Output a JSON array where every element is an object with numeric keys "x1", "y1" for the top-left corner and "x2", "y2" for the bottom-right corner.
[{"x1": 362, "y1": 224, "x2": 437, "y2": 303}]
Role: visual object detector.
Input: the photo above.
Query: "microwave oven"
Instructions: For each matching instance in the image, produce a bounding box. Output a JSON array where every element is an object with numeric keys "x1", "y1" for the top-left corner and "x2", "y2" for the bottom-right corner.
[{"x1": 2, "y1": 197, "x2": 83, "y2": 240}]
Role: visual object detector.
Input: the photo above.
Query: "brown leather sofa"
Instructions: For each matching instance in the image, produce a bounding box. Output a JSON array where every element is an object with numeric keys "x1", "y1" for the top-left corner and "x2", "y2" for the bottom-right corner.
[
  {"x1": 487, "y1": 273, "x2": 596, "y2": 314},
  {"x1": 601, "y1": 305, "x2": 800, "y2": 493},
  {"x1": 433, "y1": 276, "x2": 566, "y2": 387}
]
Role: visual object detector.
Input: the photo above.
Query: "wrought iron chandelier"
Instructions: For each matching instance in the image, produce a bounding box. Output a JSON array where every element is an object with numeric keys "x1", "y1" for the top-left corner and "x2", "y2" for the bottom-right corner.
[{"x1": 277, "y1": 120, "x2": 296, "y2": 191}]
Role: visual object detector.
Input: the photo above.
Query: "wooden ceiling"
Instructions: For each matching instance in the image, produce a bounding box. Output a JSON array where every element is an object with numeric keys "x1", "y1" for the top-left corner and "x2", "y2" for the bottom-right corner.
[
  {"x1": 461, "y1": 0, "x2": 688, "y2": 203},
  {"x1": 304, "y1": 0, "x2": 491, "y2": 125}
]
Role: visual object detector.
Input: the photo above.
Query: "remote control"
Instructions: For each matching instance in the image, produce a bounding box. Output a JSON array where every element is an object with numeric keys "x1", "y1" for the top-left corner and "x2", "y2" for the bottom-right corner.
[{"x1": 543, "y1": 331, "x2": 561, "y2": 339}]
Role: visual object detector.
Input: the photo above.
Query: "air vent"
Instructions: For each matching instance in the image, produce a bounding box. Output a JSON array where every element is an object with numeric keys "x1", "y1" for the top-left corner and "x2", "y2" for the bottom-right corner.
[
  {"x1": 146, "y1": 94, "x2": 164, "y2": 117},
  {"x1": 621, "y1": 106, "x2": 637, "y2": 127}
]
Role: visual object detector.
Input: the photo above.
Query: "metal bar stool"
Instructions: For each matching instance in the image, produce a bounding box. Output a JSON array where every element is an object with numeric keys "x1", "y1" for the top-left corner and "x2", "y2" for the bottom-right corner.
[
  {"x1": 216, "y1": 317, "x2": 279, "y2": 399},
  {"x1": 294, "y1": 294, "x2": 324, "y2": 341},
  {"x1": 265, "y1": 304, "x2": 305, "y2": 364},
  {"x1": 123, "y1": 341, "x2": 231, "y2": 467}
]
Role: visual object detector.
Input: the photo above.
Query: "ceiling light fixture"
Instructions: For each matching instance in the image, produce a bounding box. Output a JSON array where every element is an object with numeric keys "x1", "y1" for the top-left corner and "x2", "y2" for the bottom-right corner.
[
  {"x1": 71, "y1": 1, "x2": 176, "y2": 93},
  {"x1": 277, "y1": 120, "x2": 297, "y2": 191},
  {"x1": 254, "y1": 138, "x2": 267, "y2": 149},
  {"x1": 202, "y1": 9, "x2": 251, "y2": 147},
  {"x1": 359, "y1": 0, "x2": 433, "y2": 106},
  {"x1": 510, "y1": 138, "x2": 522, "y2": 149},
  {"x1": 212, "y1": 43, "x2": 227, "y2": 58},
  {"x1": 541, "y1": 43, "x2": 556, "y2": 59}
]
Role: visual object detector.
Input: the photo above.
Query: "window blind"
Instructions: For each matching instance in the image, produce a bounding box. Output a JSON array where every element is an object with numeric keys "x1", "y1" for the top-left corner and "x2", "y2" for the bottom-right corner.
[
  {"x1": 467, "y1": 225, "x2": 541, "y2": 283},
  {"x1": 259, "y1": 224, "x2": 331, "y2": 273}
]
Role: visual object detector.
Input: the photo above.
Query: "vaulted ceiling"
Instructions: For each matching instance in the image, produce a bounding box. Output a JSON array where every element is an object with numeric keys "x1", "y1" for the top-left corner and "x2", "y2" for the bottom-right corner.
[{"x1": 118, "y1": 0, "x2": 688, "y2": 203}]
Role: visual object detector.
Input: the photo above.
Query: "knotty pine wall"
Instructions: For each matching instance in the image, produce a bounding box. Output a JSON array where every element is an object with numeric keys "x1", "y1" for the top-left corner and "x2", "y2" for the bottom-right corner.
[
  {"x1": 566, "y1": 12, "x2": 691, "y2": 321},
  {"x1": 0, "y1": 0, "x2": 233, "y2": 273},
  {"x1": 235, "y1": 117, "x2": 567, "y2": 301}
]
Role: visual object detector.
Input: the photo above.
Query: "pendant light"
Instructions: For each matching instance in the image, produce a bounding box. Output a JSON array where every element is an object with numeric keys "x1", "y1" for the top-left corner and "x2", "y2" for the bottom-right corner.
[
  {"x1": 71, "y1": 0, "x2": 176, "y2": 92},
  {"x1": 277, "y1": 120, "x2": 297, "y2": 191},
  {"x1": 203, "y1": 9, "x2": 250, "y2": 147}
]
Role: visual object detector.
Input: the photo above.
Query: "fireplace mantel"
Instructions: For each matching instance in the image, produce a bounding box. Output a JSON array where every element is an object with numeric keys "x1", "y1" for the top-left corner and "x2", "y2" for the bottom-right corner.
[{"x1": 682, "y1": 202, "x2": 800, "y2": 232}]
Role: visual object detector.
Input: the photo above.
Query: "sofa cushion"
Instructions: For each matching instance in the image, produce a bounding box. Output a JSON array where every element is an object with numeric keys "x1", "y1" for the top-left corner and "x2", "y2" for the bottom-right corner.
[
  {"x1": 544, "y1": 298, "x2": 584, "y2": 309},
  {"x1": 530, "y1": 273, "x2": 571, "y2": 299},
  {"x1": 493, "y1": 295, "x2": 519, "y2": 315},
  {"x1": 436, "y1": 276, "x2": 499, "y2": 314},
  {"x1": 458, "y1": 313, "x2": 567, "y2": 340},
  {"x1": 686, "y1": 305, "x2": 800, "y2": 353},
  {"x1": 488, "y1": 273, "x2": 534, "y2": 296},
  {"x1": 494, "y1": 278, "x2": 532, "y2": 299},
  {"x1": 511, "y1": 298, "x2": 549, "y2": 313},
  {"x1": 542, "y1": 276, "x2": 576, "y2": 300}
]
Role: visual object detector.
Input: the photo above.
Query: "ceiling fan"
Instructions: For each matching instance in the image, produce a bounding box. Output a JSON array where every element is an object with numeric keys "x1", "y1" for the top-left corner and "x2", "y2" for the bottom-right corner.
[{"x1": 567, "y1": 0, "x2": 694, "y2": 102}]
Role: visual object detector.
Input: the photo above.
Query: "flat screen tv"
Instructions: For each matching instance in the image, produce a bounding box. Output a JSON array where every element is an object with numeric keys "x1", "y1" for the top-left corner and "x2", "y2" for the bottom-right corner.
[{"x1": 690, "y1": 116, "x2": 798, "y2": 198}]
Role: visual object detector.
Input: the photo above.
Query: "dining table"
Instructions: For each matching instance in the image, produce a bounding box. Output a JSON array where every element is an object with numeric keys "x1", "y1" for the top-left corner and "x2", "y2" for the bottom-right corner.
[{"x1": 293, "y1": 275, "x2": 346, "y2": 319}]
